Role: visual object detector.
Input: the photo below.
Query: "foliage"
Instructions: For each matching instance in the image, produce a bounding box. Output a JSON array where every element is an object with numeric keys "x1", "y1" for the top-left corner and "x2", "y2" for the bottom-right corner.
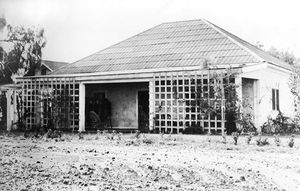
[
  {"x1": 0, "y1": 24, "x2": 46, "y2": 84},
  {"x1": 289, "y1": 63, "x2": 300, "y2": 122},
  {"x1": 182, "y1": 123, "x2": 203, "y2": 134},
  {"x1": 42, "y1": 87, "x2": 73, "y2": 130},
  {"x1": 267, "y1": 46, "x2": 298, "y2": 66},
  {"x1": 0, "y1": 91, "x2": 7, "y2": 127},
  {"x1": 15, "y1": 90, "x2": 30, "y2": 130},
  {"x1": 261, "y1": 111, "x2": 300, "y2": 134},
  {"x1": 44, "y1": 129, "x2": 62, "y2": 139}
]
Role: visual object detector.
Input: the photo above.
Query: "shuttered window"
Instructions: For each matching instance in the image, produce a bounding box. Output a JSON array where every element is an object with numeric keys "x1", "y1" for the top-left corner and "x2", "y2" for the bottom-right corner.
[{"x1": 272, "y1": 89, "x2": 279, "y2": 111}]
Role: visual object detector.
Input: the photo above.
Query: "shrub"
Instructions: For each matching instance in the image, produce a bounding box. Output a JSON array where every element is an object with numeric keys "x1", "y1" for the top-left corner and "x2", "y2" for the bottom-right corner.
[
  {"x1": 231, "y1": 132, "x2": 239, "y2": 145},
  {"x1": 288, "y1": 135, "x2": 295, "y2": 148},
  {"x1": 44, "y1": 129, "x2": 62, "y2": 139},
  {"x1": 273, "y1": 134, "x2": 280, "y2": 146},
  {"x1": 246, "y1": 133, "x2": 253, "y2": 144},
  {"x1": 262, "y1": 111, "x2": 300, "y2": 134}
]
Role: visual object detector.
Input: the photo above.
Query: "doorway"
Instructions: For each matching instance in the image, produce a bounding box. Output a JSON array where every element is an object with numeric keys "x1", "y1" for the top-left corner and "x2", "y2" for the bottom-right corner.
[{"x1": 138, "y1": 90, "x2": 149, "y2": 132}]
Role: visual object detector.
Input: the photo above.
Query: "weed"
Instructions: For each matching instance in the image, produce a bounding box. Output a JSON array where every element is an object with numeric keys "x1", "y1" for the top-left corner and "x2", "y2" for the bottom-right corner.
[
  {"x1": 95, "y1": 130, "x2": 101, "y2": 140},
  {"x1": 207, "y1": 131, "x2": 212, "y2": 142},
  {"x1": 256, "y1": 134, "x2": 269, "y2": 146},
  {"x1": 160, "y1": 131, "x2": 164, "y2": 139},
  {"x1": 134, "y1": 130, "x2": 141, "y2": 139},
  {"x1": 231, "y1": 132, "x2": 239, "y2": 145},
  {"x1": 117, "y1": 132, "x2": 123, "y2": 140},
  {"x1": 142, "y1": 136, "x2": 154, "y2": 144},
  {"x1": 78, "y1": 132, "x2": 84, "y2": 140},
  {"x1": 222, "y1": 132, "x2": 227, "y2": 144}
]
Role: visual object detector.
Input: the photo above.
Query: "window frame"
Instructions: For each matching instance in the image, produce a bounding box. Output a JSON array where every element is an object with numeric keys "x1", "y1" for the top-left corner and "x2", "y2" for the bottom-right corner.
[{"x1": 272, "y1": 88, "x2": 280, "y2": 111}]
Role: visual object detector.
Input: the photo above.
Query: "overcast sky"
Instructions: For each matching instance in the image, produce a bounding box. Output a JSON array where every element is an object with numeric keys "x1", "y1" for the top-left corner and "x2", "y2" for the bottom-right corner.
[{"x1": 0, "y1": 0, "x2": 299, "y2": 63}]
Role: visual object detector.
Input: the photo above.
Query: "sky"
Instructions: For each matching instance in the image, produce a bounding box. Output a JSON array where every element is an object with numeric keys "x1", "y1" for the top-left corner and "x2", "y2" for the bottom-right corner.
[{"x1": 0, "y1": 0, "x2": 300, "y2": 63}]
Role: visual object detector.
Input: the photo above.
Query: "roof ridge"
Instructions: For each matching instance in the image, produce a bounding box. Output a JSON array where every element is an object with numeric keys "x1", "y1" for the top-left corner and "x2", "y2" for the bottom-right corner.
[
  {"x1": 42, "y1": 60, "x2": 68, "y2": 64},
  {"x1": 160, "y1": 18, "x2": 204, "y2": 25},
  {"x1": 202, "y1": 19, "x2": 264, "y2": 63}
]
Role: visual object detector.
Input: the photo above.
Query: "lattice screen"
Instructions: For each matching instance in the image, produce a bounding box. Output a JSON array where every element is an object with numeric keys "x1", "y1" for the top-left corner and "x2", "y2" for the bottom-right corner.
[
  {"x1": 150, "y1": 70, "x2": 229, "y2": 134},
  {"x1": 20, "y1": 78, "x2": 79, "y2": 130}
]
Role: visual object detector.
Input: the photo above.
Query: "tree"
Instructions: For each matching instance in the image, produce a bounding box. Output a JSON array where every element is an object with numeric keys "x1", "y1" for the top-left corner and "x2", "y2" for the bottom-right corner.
[
  {"x1": 268, "y1": 46, "x2": 298, "y2": 65},
  {"x1": 0, "y1": 24, "x2": 46, "y2": 85}
]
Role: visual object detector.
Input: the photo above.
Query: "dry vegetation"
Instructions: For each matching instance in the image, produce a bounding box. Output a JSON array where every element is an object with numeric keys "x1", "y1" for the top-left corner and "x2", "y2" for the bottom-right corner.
[{"x1": 0, "y1": 132, "x2": 300, "y2": 191}]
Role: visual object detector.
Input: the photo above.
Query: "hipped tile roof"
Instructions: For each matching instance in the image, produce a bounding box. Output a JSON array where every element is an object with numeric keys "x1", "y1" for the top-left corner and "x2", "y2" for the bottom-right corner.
[{"x1": 51, "y1": 19, "x2": 290, "y2": 75}]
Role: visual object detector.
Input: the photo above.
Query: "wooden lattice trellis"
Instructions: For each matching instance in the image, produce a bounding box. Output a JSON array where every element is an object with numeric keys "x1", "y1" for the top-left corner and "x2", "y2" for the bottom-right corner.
[
  {"x1": 20, "y1": 78, "x2": 80, "y2": 130},
  {"x1": 150, "y1": 70, "x2": 228, "y2": 134}
]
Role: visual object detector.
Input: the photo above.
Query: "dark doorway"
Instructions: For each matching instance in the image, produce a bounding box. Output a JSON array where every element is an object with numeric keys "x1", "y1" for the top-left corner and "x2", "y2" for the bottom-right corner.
[
  {"x1": 0, "y1": 92, "x2": 7, "y2": 131},
  {"x1": 86, "y1": 92, "x2": 112, "y2": 130},
  {"x1": 138, "y1": 91, "x2": 149, "y2": 132}
]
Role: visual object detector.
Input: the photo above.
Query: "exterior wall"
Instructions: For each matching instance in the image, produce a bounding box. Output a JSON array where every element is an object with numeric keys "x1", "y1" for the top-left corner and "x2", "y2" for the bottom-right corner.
[
  {"x1": 241, "y1": 64, "x2": 294, "y2": 131},
  {"x1": 86, "y1": 82, "x2": 148, "y2": 129}
]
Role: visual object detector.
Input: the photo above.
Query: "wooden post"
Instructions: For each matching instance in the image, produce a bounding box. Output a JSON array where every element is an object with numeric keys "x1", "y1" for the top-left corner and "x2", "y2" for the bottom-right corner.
[
  {"x1": 149, "y1": 79, "x2": 154, "y2": 131},
  {"x1": 208, "y1": 69, "x2": 211, "y2": 134},
  {"x1": 235, "y1": 75, "x2": 242, "y2": 132},
  {"x1": 79, "y1": 83, "x2": 85, "y2": 132},
  {"x1": 221, "y1": 76, "x2": 225, "y2": 136}
]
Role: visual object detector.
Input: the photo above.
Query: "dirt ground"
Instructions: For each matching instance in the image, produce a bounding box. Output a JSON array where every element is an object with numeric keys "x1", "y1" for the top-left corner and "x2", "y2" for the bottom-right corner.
[{"x1": 0, "y1": 132, "x2": 300, "y2": 191}]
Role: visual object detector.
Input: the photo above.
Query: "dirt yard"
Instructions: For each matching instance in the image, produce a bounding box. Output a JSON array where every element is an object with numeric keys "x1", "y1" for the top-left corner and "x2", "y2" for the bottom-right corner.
[{"x1": 0, "y1": 132, "x2": 300, "y2": 191}]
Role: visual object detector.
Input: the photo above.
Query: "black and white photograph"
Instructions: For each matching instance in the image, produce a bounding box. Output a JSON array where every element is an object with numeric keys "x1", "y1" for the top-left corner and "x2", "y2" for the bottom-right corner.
[{"x1": 0, "y1": 0, "x2": 300, "y2": 190}]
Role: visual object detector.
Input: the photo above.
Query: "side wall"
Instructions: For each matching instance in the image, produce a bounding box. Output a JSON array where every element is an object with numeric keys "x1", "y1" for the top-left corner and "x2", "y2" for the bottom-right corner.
[
  {"x1": 86, "y1": 82, "x2": 148, "y2": 129},
  {"x1": 241, "y1": 64, "x2": 294, "y2": 131}
]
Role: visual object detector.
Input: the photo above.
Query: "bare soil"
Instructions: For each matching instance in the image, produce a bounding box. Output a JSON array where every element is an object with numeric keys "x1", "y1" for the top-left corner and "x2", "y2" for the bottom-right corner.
[{"x1": 0, "y1": 132, "x2": 300, "y2": 191}]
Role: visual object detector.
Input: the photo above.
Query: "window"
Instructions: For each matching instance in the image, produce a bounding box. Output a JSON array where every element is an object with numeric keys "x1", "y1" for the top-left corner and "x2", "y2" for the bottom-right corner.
[
  {"x1": 272, "y1": 89, "x2": 279, "y2": 111},
  {"x1": 41, "y1": 68, "x2": 47, "y2": 75}
]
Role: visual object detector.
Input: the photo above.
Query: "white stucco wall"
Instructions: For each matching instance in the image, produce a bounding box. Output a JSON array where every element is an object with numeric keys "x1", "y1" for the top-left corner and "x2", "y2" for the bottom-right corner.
[{"x1": 240, "y1": 64, "x2": 294, "y2": 131}]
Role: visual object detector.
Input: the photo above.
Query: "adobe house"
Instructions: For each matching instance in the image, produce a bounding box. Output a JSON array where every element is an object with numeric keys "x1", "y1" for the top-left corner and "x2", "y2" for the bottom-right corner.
[{"x1": 14, "y1": 19, "x2": 294, "y2": 134}]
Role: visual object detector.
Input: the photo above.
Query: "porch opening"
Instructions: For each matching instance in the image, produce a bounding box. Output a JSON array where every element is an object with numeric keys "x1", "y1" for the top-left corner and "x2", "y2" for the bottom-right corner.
[{"x1": 85, "y1": 82, "x2": 149, "y2": 131}]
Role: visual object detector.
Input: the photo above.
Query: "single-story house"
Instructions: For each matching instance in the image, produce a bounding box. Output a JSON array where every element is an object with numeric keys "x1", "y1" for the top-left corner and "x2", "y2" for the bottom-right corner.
[{"x1": 12, "y1": 19, "x2": 294, "y2": 134}]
